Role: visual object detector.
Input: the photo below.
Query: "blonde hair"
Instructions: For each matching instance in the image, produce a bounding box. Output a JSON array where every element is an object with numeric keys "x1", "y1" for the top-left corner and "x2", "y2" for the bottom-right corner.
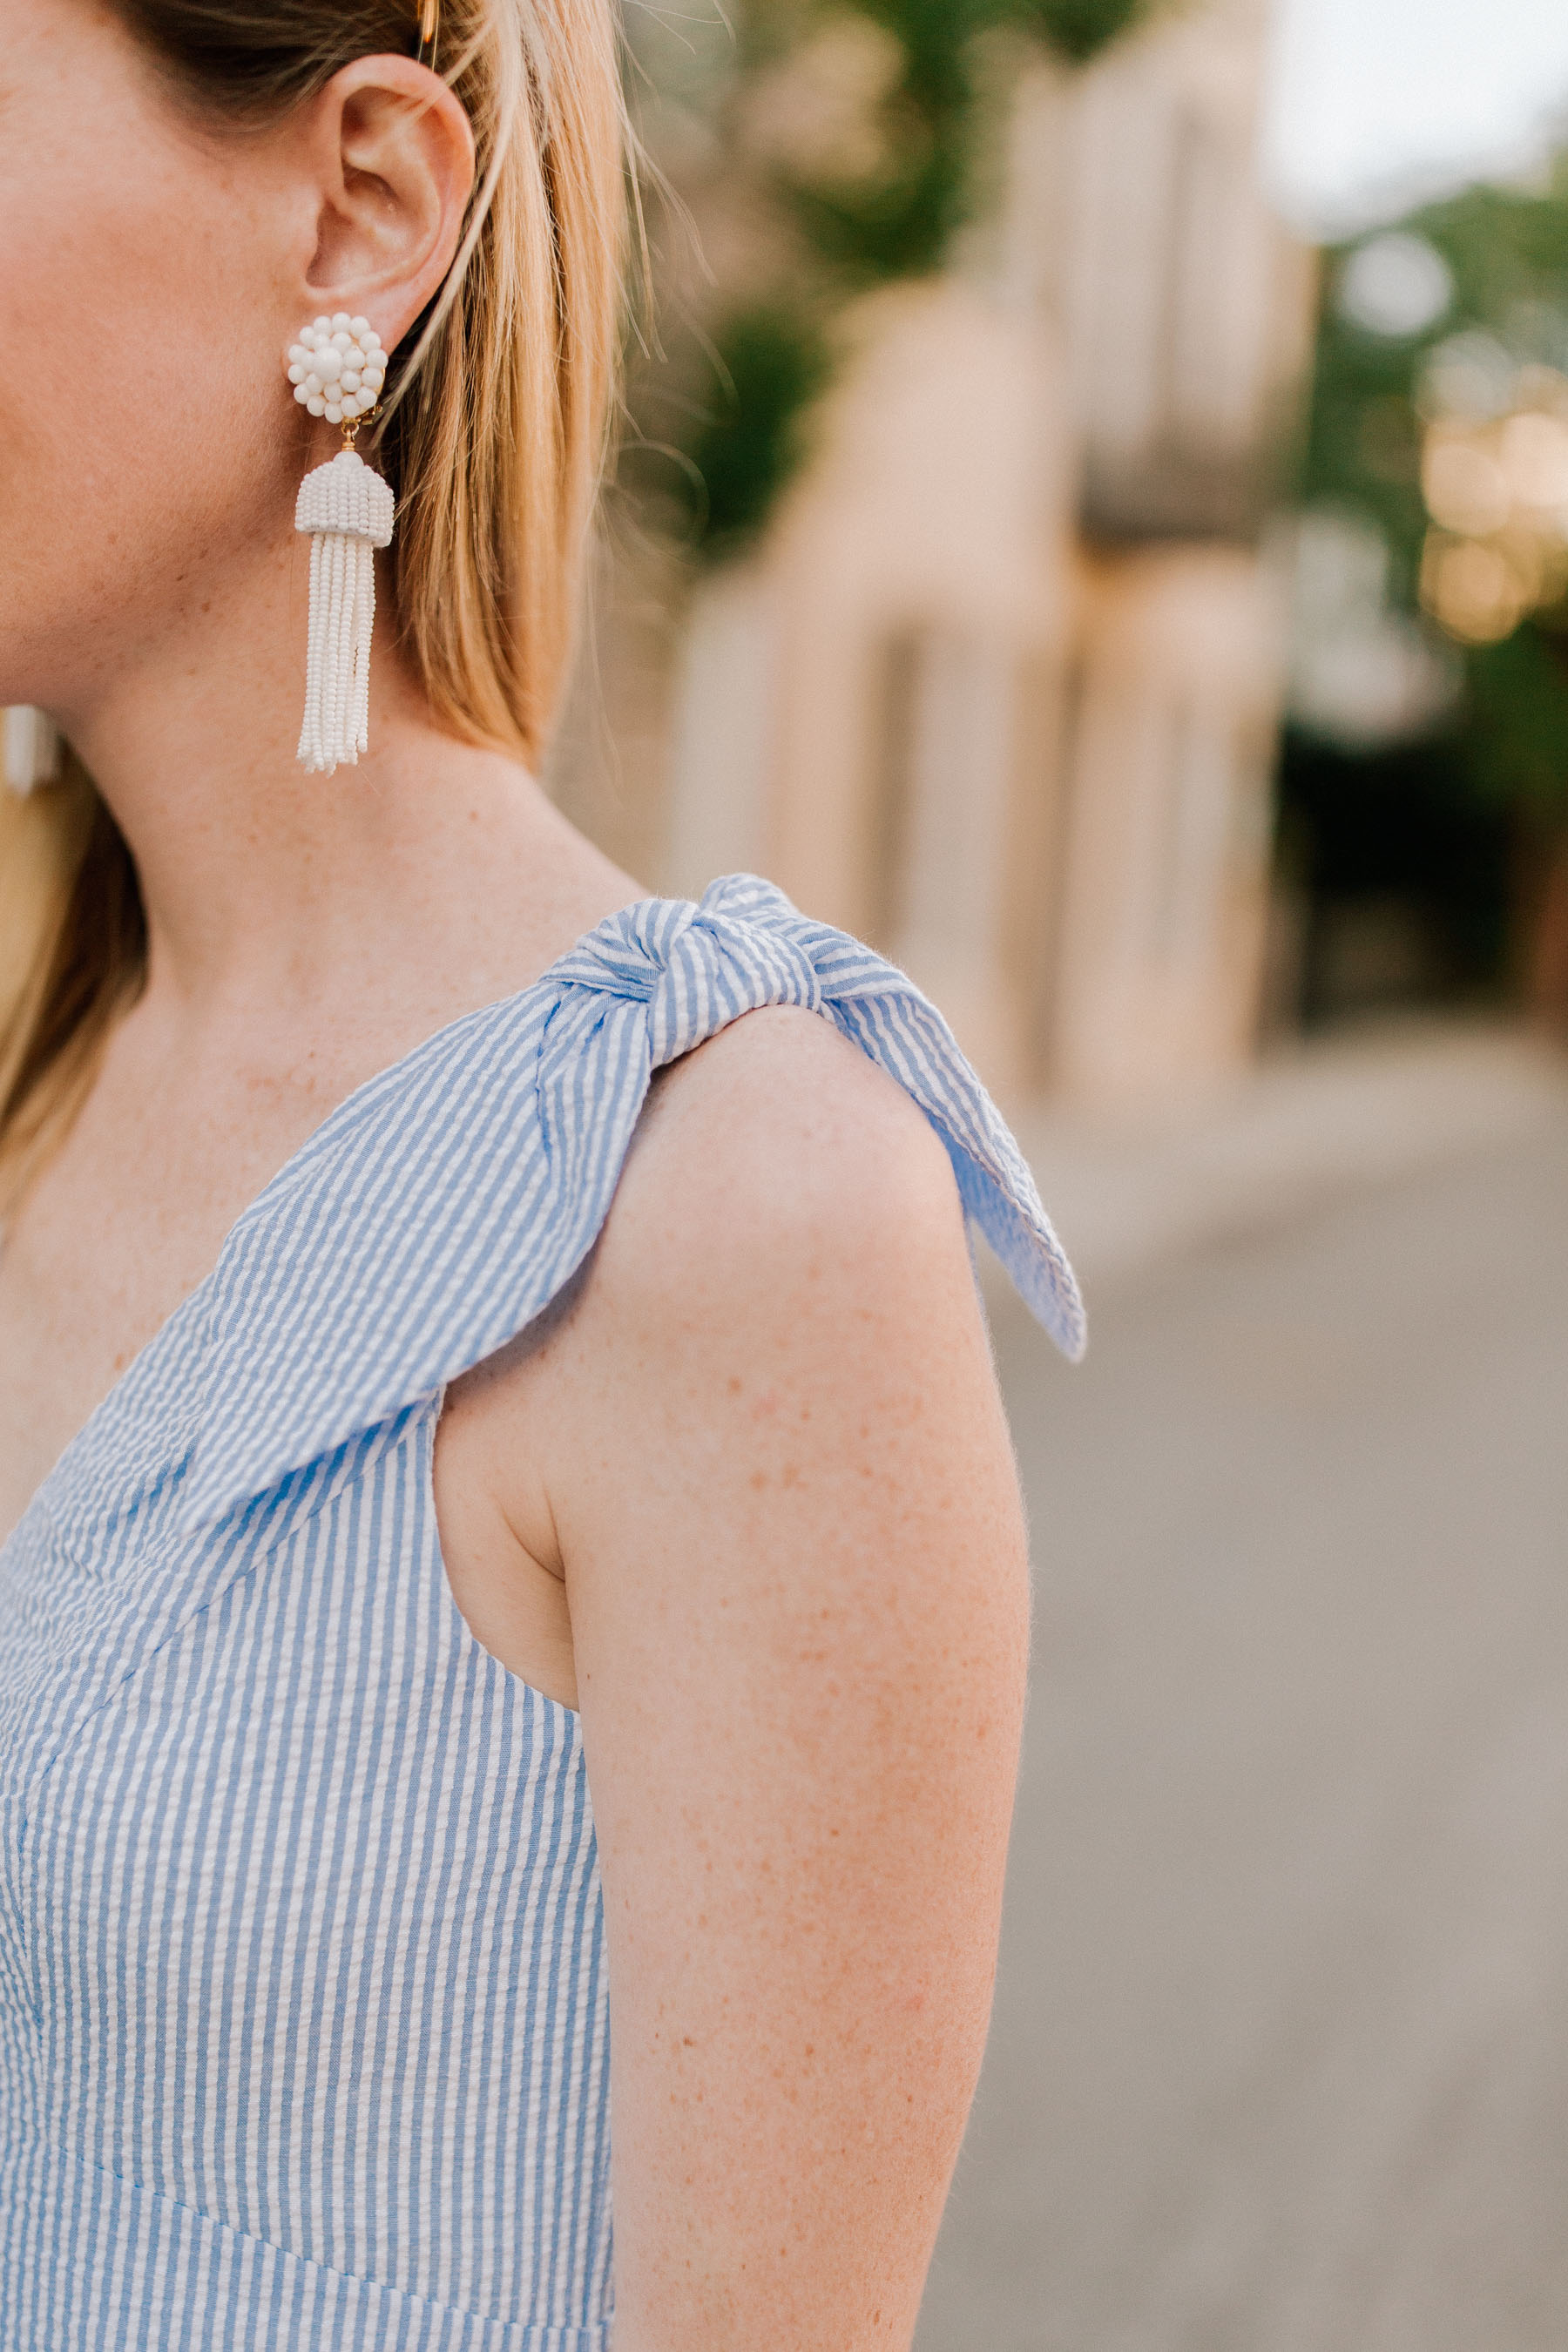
[{"x1": 0, "y1": 0, "x2": 628, "y2": 1209}]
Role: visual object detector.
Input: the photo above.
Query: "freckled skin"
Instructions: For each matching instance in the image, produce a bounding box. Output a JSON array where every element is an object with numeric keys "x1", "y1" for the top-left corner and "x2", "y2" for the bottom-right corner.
[
  {"x1": 0, "y1": 5, "x2": 1033, "y2": 2343},
  {"x1": 442, "y1": 1005, "x2": 1032, "y2": 2351}
]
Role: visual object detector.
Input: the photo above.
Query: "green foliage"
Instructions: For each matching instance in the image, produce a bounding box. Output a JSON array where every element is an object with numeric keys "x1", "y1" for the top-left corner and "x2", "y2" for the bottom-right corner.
[
  {"x1": 666, "y1": 307, "x2": 835, "y2": 561},
  {"x1": 1012, "y1": 0, "x2": 1146, "y2": 64},
  {"x1": 1306, "y1": 169, "x2": 1568, "y2": 603},
  {"x1": 773, "y1": 0, "x2": 987, "y2": 283},
  {"x1": 650, "y1": 0, "x2": 1151, "y2": 564},
  {"x1": 1301, "y1": 165, "x2": 1568, "y2": 814},
  {"x1": 1301, "y1": 302, "x2": 1429, "y2": 607},
  {"x1": 777, "y1": 0, "x2": 1145, "y2": 280},
  {"x1": 1466, "y1": 621, "x2": 1568, "y2": 808}
]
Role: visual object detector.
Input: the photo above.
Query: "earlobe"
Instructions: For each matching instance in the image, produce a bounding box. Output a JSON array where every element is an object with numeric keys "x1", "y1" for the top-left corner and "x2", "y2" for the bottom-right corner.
[{"x1": 301, "y1": 56, "x2": 475, "y2": 360}]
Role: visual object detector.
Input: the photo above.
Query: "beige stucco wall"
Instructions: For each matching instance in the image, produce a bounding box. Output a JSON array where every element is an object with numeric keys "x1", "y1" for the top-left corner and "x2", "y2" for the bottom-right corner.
[
  {"x1": 609, "y1": 0, "x2": 1314, "y2": 1109},
  {"x1": 1048, "y1": 544, "x2": 1285, "y2": 1105},
  {"x1": 663, "y1": 279, "x2": 1077, "y2": 1091}
]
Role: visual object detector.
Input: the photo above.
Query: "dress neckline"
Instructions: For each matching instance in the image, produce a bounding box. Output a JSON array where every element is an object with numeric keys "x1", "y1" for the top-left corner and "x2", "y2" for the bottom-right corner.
[
  {"x1": 6, "y1": 867, "x2": 1085, "y2": 1554},
  {"x1": 3, "y1": 890, "x2": 647, "y2": 1555}
]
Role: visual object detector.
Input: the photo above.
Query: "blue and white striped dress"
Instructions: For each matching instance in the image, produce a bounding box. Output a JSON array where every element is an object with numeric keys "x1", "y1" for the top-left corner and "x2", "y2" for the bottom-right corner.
[{"x1": 0, "y1": 873, "x2": 1082, "y2": 2348}]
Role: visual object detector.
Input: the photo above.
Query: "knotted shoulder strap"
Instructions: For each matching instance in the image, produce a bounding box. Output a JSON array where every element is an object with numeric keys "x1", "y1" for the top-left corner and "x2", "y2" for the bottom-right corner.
[{"x1": 179, "y1": 874, "x2": 1083, "y2": 1537}]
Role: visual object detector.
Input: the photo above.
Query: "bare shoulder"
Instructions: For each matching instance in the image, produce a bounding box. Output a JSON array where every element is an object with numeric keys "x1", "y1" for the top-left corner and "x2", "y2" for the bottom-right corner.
[
  {"x1": 439, "y1": 1003, "x2": 1000, "y2": 1618},
  {"x1": 599, "y1": 1002, "x2": 969, "y2": 1315}
]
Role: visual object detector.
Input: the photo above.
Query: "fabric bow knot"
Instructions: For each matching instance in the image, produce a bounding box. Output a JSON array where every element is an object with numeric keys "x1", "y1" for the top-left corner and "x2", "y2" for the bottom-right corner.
[{"x1": 172, "y1": 873, "x2": 1082, "y2": 1543}]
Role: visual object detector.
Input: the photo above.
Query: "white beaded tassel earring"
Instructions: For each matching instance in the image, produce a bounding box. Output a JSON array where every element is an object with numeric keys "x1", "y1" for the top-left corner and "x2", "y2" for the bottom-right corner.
[
  {"x1": 287, "y1": 314, "x2": 395, "y2": 774},
  {"x1": 3, "y1": 706, "x2": 62, "y2": 796}
]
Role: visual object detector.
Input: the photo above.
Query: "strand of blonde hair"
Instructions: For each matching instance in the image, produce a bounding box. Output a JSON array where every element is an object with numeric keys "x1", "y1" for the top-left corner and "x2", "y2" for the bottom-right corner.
[{"x1": 0, "y1": 0, "x2": 629, "y2": 1212}]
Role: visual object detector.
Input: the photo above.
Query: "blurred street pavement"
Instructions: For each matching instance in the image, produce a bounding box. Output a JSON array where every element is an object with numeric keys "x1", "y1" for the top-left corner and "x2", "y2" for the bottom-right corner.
[{"x1": 920, "y1": 1022, "x2": 1568, "y2": 2352}]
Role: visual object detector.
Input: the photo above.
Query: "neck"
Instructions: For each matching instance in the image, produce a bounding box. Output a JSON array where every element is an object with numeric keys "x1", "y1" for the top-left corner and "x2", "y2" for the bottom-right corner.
[{"x1": 54, "y1": 486, "x2": 580, "y2": 1037}]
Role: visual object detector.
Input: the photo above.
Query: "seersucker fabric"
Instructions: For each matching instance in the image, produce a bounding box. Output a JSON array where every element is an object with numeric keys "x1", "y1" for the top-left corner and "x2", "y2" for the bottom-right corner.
[{"x1": 0, "y1": 872, "x2": 1082, "y2": 2348}]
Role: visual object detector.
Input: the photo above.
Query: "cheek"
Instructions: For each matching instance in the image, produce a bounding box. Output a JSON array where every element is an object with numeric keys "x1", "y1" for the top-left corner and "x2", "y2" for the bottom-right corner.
[{"x1": 0, "y1": 48, "x2": 294, "y2": 700}]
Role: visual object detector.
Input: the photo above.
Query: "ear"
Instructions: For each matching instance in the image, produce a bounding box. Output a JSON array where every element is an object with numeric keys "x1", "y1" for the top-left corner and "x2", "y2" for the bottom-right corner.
[{"x1": 300, "y1": 57, "x2": 476, "y2": 356}]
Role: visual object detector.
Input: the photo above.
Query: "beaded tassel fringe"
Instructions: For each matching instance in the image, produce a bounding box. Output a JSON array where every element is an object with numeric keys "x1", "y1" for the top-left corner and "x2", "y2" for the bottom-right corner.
[{"x1": 294, "y1": 449, "x2": 395, "y2": 774}]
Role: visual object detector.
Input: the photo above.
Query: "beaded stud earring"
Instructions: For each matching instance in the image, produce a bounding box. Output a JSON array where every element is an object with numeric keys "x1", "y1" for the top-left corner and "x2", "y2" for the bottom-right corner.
[
  {"x1": 286, "y1": 315, "x2": 395, "y2": 774},
  {"x1": 2, "y1": 706, "x2": 61, "y2": 796}
]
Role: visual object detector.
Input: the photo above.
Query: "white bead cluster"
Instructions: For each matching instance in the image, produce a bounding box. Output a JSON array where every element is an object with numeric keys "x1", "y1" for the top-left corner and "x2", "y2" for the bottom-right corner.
[{"x1": 286, "y1": 314, "x2": 387, "y2": 424}]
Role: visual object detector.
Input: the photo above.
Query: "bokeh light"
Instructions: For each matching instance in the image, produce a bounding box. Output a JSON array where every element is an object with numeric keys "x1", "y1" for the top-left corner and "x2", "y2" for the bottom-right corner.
[
  {"x1": 1416, "y1": 362, "x2": 1568, "y2": 642},
  {"x1": 1337, "y1": 231, "x2": 1454, "y2": 337}
]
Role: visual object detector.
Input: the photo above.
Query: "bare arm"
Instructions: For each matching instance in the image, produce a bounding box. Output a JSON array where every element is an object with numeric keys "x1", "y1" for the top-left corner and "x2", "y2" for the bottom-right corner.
[{"x1": 520, "y1": 1007, "x2": 1031, "y2": 2351}]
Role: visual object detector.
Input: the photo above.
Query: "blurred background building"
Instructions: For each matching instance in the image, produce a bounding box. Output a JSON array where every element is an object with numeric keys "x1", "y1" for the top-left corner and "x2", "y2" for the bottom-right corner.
[
  {"x1": 544, "y1": 0, "x2": 1568, "y2": 1109},
  {"x1": 553, "y1": 0, "x2": 1317, "y2": 1106},
  {"x1": 538, "y1": 30, "x2": 1568, "y2": 2332}
]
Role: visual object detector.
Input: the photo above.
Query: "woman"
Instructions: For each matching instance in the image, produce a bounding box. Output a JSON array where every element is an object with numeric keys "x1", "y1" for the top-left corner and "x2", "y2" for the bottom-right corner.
[{"x1": 0, "y1": 1, "x2": 1083, "y2": 2344}]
